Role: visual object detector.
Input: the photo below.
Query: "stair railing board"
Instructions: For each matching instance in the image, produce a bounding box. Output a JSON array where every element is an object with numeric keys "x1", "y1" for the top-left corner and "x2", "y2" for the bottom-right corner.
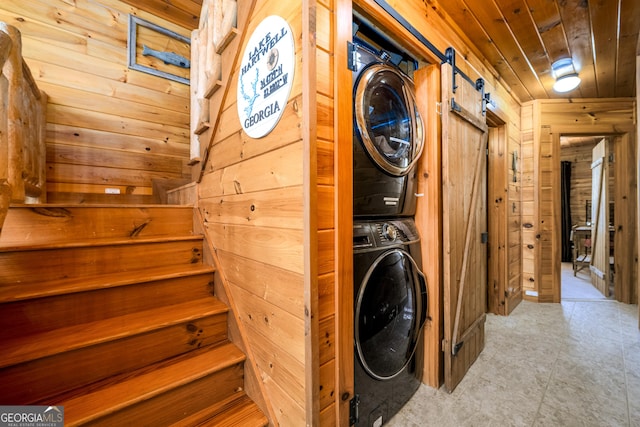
[
  {"x1": 191, "y1": 0, "x2": 243, "y2": 181},
  {"x1": 0, "y1": 30, "x2": 11, "y2": 232},
  {"x1": 0, "y1": 23, "x2": 47, "y2": 206},
  {"x1": 190, "y1": 0, "x2": 229, "y2": 163}
]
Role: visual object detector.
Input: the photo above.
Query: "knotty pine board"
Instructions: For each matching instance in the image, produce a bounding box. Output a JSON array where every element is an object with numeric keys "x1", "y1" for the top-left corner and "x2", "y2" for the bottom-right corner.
[{"x1": 0, "y1": 0, "x2": 192, "y2": 201}]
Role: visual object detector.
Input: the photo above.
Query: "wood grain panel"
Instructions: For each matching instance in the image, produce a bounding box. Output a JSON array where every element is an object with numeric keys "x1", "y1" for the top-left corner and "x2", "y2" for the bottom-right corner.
[
  {"x1": 0, "y1": 0, "x2": 192, "y2": 201},
  {"x1": 122, "y1": 0, "x2": 200, "y2": 29},
  {"x1": 206, "y1": 97, "x2": 303, "y2": 171},
  {"x1": 556, "y1": 0, "x2": 597, "y2": 98},
  {"x1": 423, "y1": 0, "x2": 529, "y2": 100},
  {"x1": 217, "y1": 249, "x2": 304, "y2": 319},
  {"x1": 205, "y1": 222, "x2": 304, "y2": 275},
  {"x1": 200, "y1": 186, "x2": 304, "y2": 230},
  {"x1": 27, "y1": 58, "x2": 189, "y2": 113},
  {"x1": 612, "y1": 134, "x2": 638, "y2": 304},
  {"x1": 493, "y1": 0, "x2": 555, "y2": 91},
  {"x1": 245, "y1": 324, "x2": 305, "y2": 401},
  {"x1": 48, "y1": 163, "x2": 182, "y2": 188},
  {"x1": 47, "y1": 144, "x2": 185, "y2": 173},
  {"x1": 47, "y1": 124, "x2": 189, "y2": 158},
  {"x1": 41, "y1": 83, "x2": 189, "y2": 128},
  {"x1": 318, "y1": 315, "x2": 334, "y2": 365},
  {"x1": 48, "y1": 106, "x2": 189, "y2": 144},
  {"x1": 231, "y1": 284, "x2": 305, "y2": 364},
  {"x1": 588, "y1": 0, "x2": 618, "y2": 98},
  {"x1": 199, "y1": 143, "x2": 303, "y2": 198},
  {"x1": 616, "y1": 0, "x2": 640, "y2": 97},
  {"x1": 318, "y1": 359, "x2": 335, "y2": 410},
  {"x1": 333, "y1": 0, "x2": 353, "y2": 424}
]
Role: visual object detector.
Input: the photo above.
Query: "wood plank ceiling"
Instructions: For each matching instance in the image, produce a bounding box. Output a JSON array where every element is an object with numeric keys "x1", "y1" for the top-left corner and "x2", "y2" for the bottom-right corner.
[
  {"x1": 132, "y1": 0, "x2": 639, "y2": 102},
  {"x1": 426, "y1": 0, "x2": 640, "y2": 101},
  {"x1": 121, "y1": 0, "x2": 202, "y2": 30}
]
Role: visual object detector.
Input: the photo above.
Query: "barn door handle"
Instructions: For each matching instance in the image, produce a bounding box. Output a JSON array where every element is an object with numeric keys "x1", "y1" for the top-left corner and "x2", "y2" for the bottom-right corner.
[{"x1": 481, "y1": 232, "x2": 488, "y2": 244}]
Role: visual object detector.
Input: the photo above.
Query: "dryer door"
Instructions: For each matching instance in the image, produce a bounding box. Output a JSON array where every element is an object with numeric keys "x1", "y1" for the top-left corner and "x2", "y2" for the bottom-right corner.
[
  {"x1": 354, "y1": 64, "x2": 424, "y2": 176},
  {"x1": 355, "y1": 248, "x2": 427, "y2": 380}
]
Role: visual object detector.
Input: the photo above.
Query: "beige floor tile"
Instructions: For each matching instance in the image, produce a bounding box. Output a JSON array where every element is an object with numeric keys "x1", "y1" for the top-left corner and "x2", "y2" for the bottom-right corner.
[{"x1": 388, "y1": 297, "x2": 639, "y2": 427}]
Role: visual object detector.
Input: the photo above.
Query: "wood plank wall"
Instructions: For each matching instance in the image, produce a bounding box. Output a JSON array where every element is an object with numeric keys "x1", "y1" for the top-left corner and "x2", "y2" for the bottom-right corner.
[
  {"x1": 196, "y1": 1, "x2": 315, "y2": 424},
  {"x1": 521, "y1": 99, "x2": 637, "y2": 304},
  {"x1": 0, "y1": 0, "x2": 192, "y2": 203},
  {"x1": 521, "y1": 102, "x2": 539, "y2": 299},
  {"x1": 487, "y1": 106, "x2": 523, "y2": 315},
  {"x1": 316, "y1": 0, "x2": 339, "y2": 424},
  {"x1": 506, "y1": 110, "x2": 523, "y2": 312}
]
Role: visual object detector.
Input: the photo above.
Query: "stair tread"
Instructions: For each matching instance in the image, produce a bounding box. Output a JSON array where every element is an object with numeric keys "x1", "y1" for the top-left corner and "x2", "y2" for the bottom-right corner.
[
  {"x1": 1, "y1": 298, "x2": 228, "y2": 369},
  {"x1": 0, "y1": 234, "x2": 203, "y2": 252},
  {"x1": 169, "y1": 392, "x2": 267, "y2": 427},
  {"x1": 197, "y1": 395, "x2": 268, "y2": 427},
  {"x1": 63, "y1": 342, "x2": 246, "y2": 426},
  {"x1": 177, "y1": 394, "x2": 268, "y2": 427},
  {"x1": 0, "y1": 263, "x2": 215, "y2": 303},
  {"x1": 9, "y1": 203, "x2": 195, "y2": 209}
]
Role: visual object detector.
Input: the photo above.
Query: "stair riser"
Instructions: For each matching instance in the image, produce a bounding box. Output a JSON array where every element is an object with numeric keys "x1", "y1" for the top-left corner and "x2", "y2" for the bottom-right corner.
[
  {"x1": 1, "y1": 240, "x2": 203, "y2": 284},
  {"x1": 71, "y1": 364, "x2": 245, "y2": 427},
  {"x1": 0, "y1": 314, "x2": 228, "y2": 405},
  {"x1": 0, "y1": 206, "x2": 195, "y2": 248},
  {"x1": 0, "y1": 274, "x2": 215, "y2": 339}
]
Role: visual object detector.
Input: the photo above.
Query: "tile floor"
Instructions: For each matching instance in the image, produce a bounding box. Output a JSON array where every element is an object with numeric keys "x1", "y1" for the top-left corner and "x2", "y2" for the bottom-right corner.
[{"x1": 388, "y1": 270, "x2": 640, "y2": 426}]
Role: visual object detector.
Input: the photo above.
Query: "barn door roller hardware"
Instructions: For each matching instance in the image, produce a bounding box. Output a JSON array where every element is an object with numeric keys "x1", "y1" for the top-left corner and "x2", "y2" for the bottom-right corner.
[
  {"x1": 475, "y1": 77, "x2": 492, "y2": 116},
  {"x1": 373, "y1": 0, "x2": 484, "y2": 93},
  {"x1": 445, "y1": 47, "x2": 458, "y2": 93}
]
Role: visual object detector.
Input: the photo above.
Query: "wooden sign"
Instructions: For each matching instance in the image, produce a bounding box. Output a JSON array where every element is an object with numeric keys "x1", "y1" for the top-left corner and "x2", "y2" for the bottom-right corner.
[{"x1": 236, "y1": 15, "x2": 295, "y2": 139}]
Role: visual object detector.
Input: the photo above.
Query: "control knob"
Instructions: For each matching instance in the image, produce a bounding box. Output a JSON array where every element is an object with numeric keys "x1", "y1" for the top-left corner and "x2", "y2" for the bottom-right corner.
[{"x1": 382, "y1": 223, "x2": 397, "y2": 241}]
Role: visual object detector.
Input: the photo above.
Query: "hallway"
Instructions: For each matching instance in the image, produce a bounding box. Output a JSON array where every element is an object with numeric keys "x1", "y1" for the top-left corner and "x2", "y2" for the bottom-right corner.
[{"x1": 389, "y1": 299, "x2": 640, "y2": 426}]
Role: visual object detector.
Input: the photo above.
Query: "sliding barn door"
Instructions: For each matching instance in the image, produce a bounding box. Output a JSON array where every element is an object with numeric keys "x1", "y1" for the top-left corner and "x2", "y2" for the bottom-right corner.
[
  {"x1": 590, "y1": 138, "x2": 610, "y2": 296},
  {"x1": 441, "y1": 62, "x2": 488, "y2": 392}
]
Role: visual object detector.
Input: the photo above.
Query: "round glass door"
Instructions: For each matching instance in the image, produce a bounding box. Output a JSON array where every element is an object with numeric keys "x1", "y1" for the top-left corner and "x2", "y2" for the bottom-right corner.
[
  {"x1": 355, "y1": 248, "x2": 427, "y2": 380},
  {"x1": 354, "y1": 64, "x2": 424, "y2": 176}
]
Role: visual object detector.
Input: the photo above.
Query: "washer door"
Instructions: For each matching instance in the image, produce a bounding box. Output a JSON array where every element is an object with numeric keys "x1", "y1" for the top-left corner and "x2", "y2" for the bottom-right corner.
[
  {"x1": 355, "y1": 248, "x2": 427, "y2": 380},
  {"x1": 354, "y1": 63, "x2": 424, "y2": 176}
]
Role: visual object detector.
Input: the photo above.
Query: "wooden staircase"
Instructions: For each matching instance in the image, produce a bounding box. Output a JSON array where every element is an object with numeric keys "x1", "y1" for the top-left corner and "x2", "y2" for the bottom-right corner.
[{"x1": 0, "y1": 205, "x2": 268, "y2": 427}]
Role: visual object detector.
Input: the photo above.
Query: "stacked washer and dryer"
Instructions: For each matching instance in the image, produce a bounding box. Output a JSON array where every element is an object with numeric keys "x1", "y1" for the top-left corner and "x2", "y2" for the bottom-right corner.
[{"x1": 351, "y1": 19, "x2": 428, "y2": 427}]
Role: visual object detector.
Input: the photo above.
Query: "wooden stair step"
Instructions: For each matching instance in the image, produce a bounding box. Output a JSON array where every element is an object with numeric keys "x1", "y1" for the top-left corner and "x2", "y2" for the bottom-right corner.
[
  {"x1": 1, "y1": 237, "x2": 205, "y2": 284},
  {"x1": 0, "y1": 298, "x2": 228, "y2": 369},
  {"x1": 197, "y1": 394, "x2": 268, "y2": 427},
  {"x1": 171, "y1": 392, "x2": 267, "y2": 427},
  {"x1": 62, "y1": 342, "x2": 246, "y2": 426},
  {"x1": 0, "y1": 205, "x2": 196, "y2": 249},
  {"x1": 0, "y1": 234, "x2": 202, "y2": 252},
  {"x1": 0, "y1": 263, "x2": 215, "y2": 303}
]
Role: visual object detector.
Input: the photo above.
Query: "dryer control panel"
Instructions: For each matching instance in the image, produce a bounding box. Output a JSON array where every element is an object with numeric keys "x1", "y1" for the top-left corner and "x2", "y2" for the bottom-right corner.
[{"x1": 353, "y1": 218, "x2": 419, "y2": 250}]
